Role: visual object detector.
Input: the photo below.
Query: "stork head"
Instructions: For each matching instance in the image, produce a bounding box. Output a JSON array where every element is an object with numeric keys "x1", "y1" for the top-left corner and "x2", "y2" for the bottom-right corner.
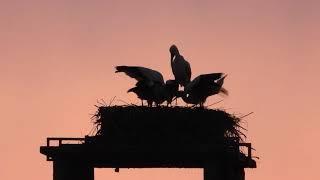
[
  {"x1": 169, "y1": 44, "x2": 180, "y2": 60},
  {"x1": 214, "y1": 74, "x2": 229, "y2": 96}
]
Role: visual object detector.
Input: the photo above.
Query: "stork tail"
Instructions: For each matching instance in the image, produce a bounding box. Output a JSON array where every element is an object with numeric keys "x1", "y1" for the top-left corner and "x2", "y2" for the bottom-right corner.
[{"x1": 220, "y1": 87, "x2": 229, "y2": 95}]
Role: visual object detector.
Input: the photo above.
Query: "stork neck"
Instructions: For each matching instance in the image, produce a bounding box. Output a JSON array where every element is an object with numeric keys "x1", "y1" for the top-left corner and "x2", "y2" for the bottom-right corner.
[{"x1": 170, "y1": 54, "x2": 176, "y2": 63}]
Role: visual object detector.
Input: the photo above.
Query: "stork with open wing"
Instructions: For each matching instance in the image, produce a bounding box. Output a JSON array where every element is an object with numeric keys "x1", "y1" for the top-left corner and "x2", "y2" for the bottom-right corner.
[
  {"x1": 115, "y1": 66, "x2": 178, "y2": 106},
  {"x1": 177, "y1": 73, "x2": 228, "y2": 107}
]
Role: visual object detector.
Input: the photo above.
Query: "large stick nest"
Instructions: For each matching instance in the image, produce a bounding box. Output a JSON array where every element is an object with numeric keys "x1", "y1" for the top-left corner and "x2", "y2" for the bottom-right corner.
[{"x1": 93, "y1": 106, "x2": 245, "y2": 145}]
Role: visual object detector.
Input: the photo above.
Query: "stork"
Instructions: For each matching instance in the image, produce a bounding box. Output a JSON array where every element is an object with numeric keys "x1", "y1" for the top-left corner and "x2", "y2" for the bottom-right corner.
[
  {"x1": 115, "y1": 66, "x2": 179, "y2": 106},
  {"x1": 177, "y1": 73, "x2": 228, "y2": 107},
  {"x1": 170, "y1": 45, "x2": 192, "y2": 87}
]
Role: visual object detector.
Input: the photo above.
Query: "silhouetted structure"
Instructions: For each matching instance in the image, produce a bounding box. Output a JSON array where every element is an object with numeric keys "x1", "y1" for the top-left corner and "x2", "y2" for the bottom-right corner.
[{"x1": 40, "y1": 106, "x2": 256, "y2": 180}]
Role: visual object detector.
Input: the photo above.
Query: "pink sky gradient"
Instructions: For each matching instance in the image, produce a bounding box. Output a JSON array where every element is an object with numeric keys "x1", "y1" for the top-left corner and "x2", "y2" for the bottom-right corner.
[{"x1": 1, "y1": 0, "x2": 319, "y2": 179}]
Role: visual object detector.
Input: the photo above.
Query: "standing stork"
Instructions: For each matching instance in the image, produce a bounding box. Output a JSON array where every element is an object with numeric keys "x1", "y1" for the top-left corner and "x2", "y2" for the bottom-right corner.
[{"x1": 170, "y1": 45, "x2": 192, "y2": 87}]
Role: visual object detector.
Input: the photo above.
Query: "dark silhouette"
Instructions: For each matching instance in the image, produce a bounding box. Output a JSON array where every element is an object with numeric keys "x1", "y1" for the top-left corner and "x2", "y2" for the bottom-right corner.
[
  {"x1": 163, "y1": 79, "x2": 179, "y2": 106},
  {"x1": 177, "y1": 73, "x2": 228, "y2": 107},
  {"x1": 40, "y1": 106, "x2": 256, "y2": 180},
  {"x1": 170, "y1": 45, "x2": 192, "y2": 87},
  {"x1": 127, "y1": 80, "x2": 154, "y2": 106},
  {"x1": 40, "y1": 45, "x2": 255, "y2": 180},
  {"x1": 115, "y1": 65, "x2": 164, "y2": 84},
  {"x1": 115, "y1": 46, "x2": 228, "y2": 107},
  {"x1": 95, "y1": 106, "x2": 242, "y2": 143},
  {"x1": 115, "y1": 66, "x2": 179, "y2": 106}
]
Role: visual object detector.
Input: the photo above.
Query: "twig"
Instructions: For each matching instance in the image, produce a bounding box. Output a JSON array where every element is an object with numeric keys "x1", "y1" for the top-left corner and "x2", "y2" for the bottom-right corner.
[
  {"x1": 207, "y1": 99, "x2": 224, "y2": 107},
  {"x1": 252, "y1": 156, "x2": 260, "y2": 159},
  {"x1": 88, "y1": 125, "x2": 97, "y2": 136},
  {"x1": 117, "y1": 99, "x2": 139, "y2": 106},
  {"x1": 109, "y1": 96, "x2": 116, "y2": 106},
  {"x1": 96, "y1": 99, "x2": 104, "y2": 106},
  {"x1": 240, "y1": 112, "x2": 254, "y2": 119},
  {"x1": 101, "y1": 99, "x2": 107, "y2": 106}
]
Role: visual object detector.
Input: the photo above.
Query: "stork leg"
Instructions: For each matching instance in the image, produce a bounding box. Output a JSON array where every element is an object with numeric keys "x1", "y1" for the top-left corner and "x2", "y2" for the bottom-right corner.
[{"x1": 155, "y1": 102, "x2": 160, "y2": 107}]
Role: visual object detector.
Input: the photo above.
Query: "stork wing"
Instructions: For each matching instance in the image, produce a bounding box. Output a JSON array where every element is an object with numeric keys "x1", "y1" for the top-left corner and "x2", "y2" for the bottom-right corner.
[
  {"x1": 216, "y1": 74, "x2": 227, "y2": 86},
  {"x1": 198, "y1": 73, "x2": 224, "y2": 84},
  {"x1": 185, "y1": 73, "x2": 222, "y2": 92},
  {"x1": 139, "y1": 67, "x2": 164, "y2": 84},
  {"x1": 115, "y1": 66, "x2": 164, "y2": 84},
  {"x1": 184, "y1": 75, "x2": 201, "y2": 93}
]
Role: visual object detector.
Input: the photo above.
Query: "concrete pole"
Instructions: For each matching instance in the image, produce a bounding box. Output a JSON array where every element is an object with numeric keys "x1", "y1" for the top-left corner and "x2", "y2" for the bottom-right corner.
[
  {"x1": 53, "y1": 160, "x2": 94, "y2": 180},
  {"x1": 204, "y1": 164, "x2": 223, "y2": 180},
  {"x1": 204, "y1": 163, "x2": 245, "y2": 180}
]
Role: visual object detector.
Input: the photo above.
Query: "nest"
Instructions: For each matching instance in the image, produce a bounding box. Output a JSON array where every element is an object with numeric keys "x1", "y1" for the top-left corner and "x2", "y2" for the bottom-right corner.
[{"x1": 93, "y1": 106, "x2": 245, "y2": 146}]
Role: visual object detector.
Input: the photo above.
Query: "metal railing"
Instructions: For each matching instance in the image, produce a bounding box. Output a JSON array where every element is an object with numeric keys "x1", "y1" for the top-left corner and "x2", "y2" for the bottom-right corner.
[
  {"x1": 239, "y1": 143, "x2": 252, "y2": 159},
  {"x1": 46, "y1": 137, "x2": 85, "y2": 147},
  {"x1": 44, "y1": 137, "x2": 253, "y2": 160}
]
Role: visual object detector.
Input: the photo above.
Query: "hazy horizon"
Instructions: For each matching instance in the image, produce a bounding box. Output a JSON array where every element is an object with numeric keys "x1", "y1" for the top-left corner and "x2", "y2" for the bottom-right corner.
[{"x1": 1, "y1": 0, "x2": 320, "y2": 180}]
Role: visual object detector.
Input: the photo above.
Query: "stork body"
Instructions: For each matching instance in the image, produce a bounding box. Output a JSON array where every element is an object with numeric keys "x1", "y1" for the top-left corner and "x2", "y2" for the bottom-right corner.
[
  {"x1": 115, "y1": 66, "x2": 178, "y2": 106},
  {"x1": 179, "y1": 73, "x2": 228, "y2": 107},
  {"x1": 127, "y1": 81, "x2": 154, "y2": 106},
  {"x1": 170, "y1": 45, "x2": 191, "y2": 87},
  {"x1": 163, "y1": 80, "x2": 179, "y2": 106}
]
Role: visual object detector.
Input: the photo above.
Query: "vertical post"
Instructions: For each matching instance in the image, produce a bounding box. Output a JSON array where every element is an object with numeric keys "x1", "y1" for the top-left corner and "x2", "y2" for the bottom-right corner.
[
  {"x1": 53, "y1": 160, "x2": 94, "y2": 180},
  {"x1": 204, "y1": 160, "x2": 245, "y2": 180},
  {"x1": 204, "y1": 166, "x2": 245, "y2": 180},
  {"x1": 204, "y1": 164, "x2": 223, "y2": 180}
]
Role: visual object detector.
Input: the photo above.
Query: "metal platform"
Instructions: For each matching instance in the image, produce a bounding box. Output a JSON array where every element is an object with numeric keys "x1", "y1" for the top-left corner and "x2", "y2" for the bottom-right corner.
[{"x1": 40, "y1": 137, "x2": 256, "y2": 180}]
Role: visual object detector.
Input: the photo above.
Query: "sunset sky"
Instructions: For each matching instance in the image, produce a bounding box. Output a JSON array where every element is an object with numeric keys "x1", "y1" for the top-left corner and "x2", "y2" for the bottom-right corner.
[{"x1": 1, "y1": 0, "x2": 320, "y2": 180}]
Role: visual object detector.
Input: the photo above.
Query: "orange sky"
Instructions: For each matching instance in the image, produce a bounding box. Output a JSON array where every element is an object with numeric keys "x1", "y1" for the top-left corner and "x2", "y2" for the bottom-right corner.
[{"x1": 1, "y1": 0, "x2": 320, "y2": 180}]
